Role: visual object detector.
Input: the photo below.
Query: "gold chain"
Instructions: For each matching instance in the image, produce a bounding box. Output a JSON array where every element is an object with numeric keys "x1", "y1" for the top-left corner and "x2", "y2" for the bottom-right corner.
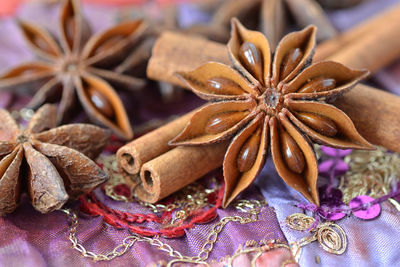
[
  {"x1": 100, "y1": 154, "x2": 219, "y2": 224},
  {"x1": 62, "y1": 199, "x2": 266, "y2": 264},
  {"x1": 339, "y1": 146, "x2": 400, "y2": 209},
  {"x1": 286, "y1": 213, "x2": 347, "y2": 261}
]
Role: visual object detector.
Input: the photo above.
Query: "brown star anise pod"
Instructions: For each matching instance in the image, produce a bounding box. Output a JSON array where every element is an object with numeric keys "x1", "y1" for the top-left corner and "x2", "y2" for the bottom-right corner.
[
  {"x1": 171, "y1": 19, "x2": 373, "y2": 207},
  {"x1": 0, "y1": 0, "x2": 147, "y2": 140},
  {"x1": 0, "y1": 104, "x2": 110, "y2": 215},
  {"x1": 212, "y1": 0, "x2": 337, "y2": 46}
]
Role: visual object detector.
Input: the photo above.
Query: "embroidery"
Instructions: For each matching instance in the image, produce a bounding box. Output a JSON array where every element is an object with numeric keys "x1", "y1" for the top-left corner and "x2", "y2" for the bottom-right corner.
[{"x1": 286, "y1": 213, "x2": 346, "y2": 260}]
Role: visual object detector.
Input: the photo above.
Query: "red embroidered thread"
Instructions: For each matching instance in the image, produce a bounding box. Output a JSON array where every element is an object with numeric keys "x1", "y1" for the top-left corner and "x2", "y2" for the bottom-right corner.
[{"x1": 79, "y1": 183, "x2": 224, "y2": 238}]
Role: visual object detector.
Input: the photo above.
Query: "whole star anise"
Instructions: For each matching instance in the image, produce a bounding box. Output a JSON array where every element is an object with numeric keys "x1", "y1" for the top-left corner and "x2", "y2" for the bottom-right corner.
[
  {"x1": 0, "y1": 104, "x2": 110, "y2": 215},
  {"x1": 171, "y1": 19, "x2": 373, "y2": 207},
  {"x1": 0, "y1": 0, "x2": 147, "y2": 140}
]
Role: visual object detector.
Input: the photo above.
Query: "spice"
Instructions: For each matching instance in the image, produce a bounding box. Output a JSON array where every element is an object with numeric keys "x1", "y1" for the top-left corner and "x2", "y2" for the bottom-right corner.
[
  {"x1": 314, "y1": 4, "x2": 400, "y2": 63},
  {"x1": 317, "y1": 0, "x2": 365, "y2": 9},
  {"x1": 285, "y1": 0, "x2": 337, "y2": 42},
  {"x1": 0, "y1": 104, "x2": 109, "y2": 215},
  {"x1": 0, "y1": 0, "x2": 147, "y2": 140},
  {"x1": 117, "y1": 108, "x2": 228, "y2": 203},
  {"x1": 146, "y1": 13, "x2": 400, "y2": 154},
  {"x1": 325, "y1": 14, "x2": 400, "y2": 73},
  {"x1": 212, "y1": 0, "x2": 336, "y2": 45},
  {"x1": 136, "y1": 143, "x2": 228, "y2": 203},
  {"x1": 126, "y1": 6, "x2": 400, "y2": 206},
  {"x1": 170, "y1": 19, "x2": 372, "y2": 207},
  {"x1": 118, "y1": 109, "x2": 200, "y2": 175}
]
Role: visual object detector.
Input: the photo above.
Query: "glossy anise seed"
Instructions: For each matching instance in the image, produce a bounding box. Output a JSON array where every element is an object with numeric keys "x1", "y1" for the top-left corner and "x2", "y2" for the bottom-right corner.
[
  {"x1": 95, "y1": 36, "x2": 124, "y2": 55},
  {"x1": 280, "y1": 48, "x2": 303, "y2": 80},
  {"x1": 206, "y1": 77, "x2": 244, "y2": 95},
  {"x1": 65, "y1": 17, "x2": 76, "y2": 47},
  {"x1": 239, "y1": 41, "x2": 263, "y2": 83},
  {"x1": 33, "y1": 36, "x2": 55, "y2": 56},
  {"x1": 237, "y1": 128, "x2": 261, "y2": 172},
  {"x1": 280, "y1": 127, "x2": 305, "y2": 174},
  {"x1": 87, "y1": 86, "x2": 114, "y2": 118},
  {"x1": 296, "y1": 112, "x2": 337, "y2": 137},
  {"x1": 205, "y1": 111, "x2": 248, "y2": 134},
  {"x1": 12, "y1": 68, "x2": 38, "y2": 77},
  {"x1": 298, "y1": 77, "x2": 336, "y2": 93}
]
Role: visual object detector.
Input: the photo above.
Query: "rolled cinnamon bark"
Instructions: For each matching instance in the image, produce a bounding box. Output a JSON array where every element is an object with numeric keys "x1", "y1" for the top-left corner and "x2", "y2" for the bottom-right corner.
[
  {"x1": 334, "y1": 84, "x2": 400, "y2": 153},
  {"x1": 147, "y1": 32, "x2": 228, "y2": 89},
  {"x1": 314, "y1": 4, "x2": 400, "y2": 62},
  {"x1": 127, "y1": 10, "x2": 400, "y2": 203},
  {"x1": 117, "y1": 105, "x2": 228, "y2": 203},
  {"x1": 146, "y1": 30, "x2": 400, "y2": 153},
  {"x1": 117, "y1": 109, "x2": 197, "y2": 175},
  {"x1": 137, "y1": 143, "x2": 228, "y2": 203},
  {"x1": 326, "y1": 15, "x2": 400, "y2": 72},
  {"x1": 285, "y1": 0, "x2": 337, "y2": 42}
]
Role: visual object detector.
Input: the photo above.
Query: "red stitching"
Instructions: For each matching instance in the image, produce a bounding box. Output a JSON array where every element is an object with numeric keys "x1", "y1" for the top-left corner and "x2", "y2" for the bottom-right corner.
[{"x1": 79, "y1": 182, "x2": 224, "y2": 238}]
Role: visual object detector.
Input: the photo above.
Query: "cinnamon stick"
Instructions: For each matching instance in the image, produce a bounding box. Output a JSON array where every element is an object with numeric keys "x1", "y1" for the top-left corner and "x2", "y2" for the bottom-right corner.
[
  {"x1": 124, "y1": 10, "x2": 400, "y2": 203},
  {"x1": 334, "y1": 84, "x2": 400, "y2": 153},
  {"x1": 285, "y1": 0, "x2": 337, "y2": 42},
  {"x1": 117, "y1": 105, "x2": 228, "y2": 203},
  {"x1": 147, "y1": 29, "x2": 400, "y2": 153},
  {"x1": 314, "y1": 3, "x2": 400, "y2": 63},
  {"x1": 136, "y1": 143, "x2": 228, "y2": 203},
  {"x1": 117, "y1": 109, "x2": 197, "y2": 175},
  {"x1": 147, "y1": 33, "x2": 228, "y2": 89}
]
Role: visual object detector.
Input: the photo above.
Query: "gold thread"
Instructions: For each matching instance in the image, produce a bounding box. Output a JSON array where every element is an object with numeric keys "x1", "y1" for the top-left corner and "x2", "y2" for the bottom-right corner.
[
  {"x1": 286, "y1": 214, "x2": 347, "y2": 261},
  {"x1": 340, "y1": 146, "x2": 400, "y2": 206},
  {"x1": 99, "y1": 154, "x2": 220, "y2": 225},
  {"x1": 62, "y1": 199, "x2": 268, "y2": 264},
  {"x1": 286, "y1": 213, "x2": 315, "y2": 231},
  {"x1": 316, "y1": 223, "x2": 346, "y2": 255}
]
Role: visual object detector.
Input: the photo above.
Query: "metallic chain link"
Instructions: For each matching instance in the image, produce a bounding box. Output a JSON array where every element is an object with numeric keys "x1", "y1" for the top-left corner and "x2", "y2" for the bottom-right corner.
[
  {"x1": 286, "y1": 213, "x2": 347, "y2": 261},
  {"x1": 100, "y1": 154, "x2": 220, "y2": 225},
  {"x1": 61, "y1": 199, "x2": 265, "y2": 263}
]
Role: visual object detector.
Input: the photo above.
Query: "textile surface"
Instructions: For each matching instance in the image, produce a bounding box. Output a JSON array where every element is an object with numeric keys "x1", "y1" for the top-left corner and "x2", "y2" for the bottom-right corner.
[{"x1": 0, "y1": 0, "x2": 400, "y2": 266}]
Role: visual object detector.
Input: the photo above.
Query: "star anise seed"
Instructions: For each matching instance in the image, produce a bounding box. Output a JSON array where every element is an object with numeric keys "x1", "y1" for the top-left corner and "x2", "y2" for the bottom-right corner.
[
  {"x1": 0, "y1": 104, "x2": 110, "y2": 215},
  {"x1": 0, "y1": 0, "x2": 147, "y2": 140},
  {"x1": 171, "y1": 19, "x2": 373, "y2": 207}
]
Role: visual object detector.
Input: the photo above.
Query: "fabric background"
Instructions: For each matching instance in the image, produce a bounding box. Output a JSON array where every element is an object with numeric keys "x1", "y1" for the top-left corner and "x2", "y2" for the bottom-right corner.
[{"x1": 0, "y1": 0, "x2": 399, "y2": 266}]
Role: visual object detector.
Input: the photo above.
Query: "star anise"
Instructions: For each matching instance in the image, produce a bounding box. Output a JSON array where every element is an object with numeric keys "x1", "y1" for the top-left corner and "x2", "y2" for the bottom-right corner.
[
  {"x1": 211, "y1": 0, "x2": 337, "y2": 46},
  {"x1": 0, "y1": 0, "x2": 147, "y2": 140},
  {"x1": 0, "y1": 104, "x2": 110, "y2": 215},
  {"x1": 171, "y1": 19, "x2": 373, "y2": 207}
]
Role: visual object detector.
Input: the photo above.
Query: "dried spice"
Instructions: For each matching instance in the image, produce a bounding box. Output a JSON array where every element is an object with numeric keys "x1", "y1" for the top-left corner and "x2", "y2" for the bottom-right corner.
[
  {"x1": 0, "y1": 0, "x2": 147, "y2": 140},
  {"x1": 171, "y1": 19, "x2": 373, "y2": 207},
  {"x1": 0, "y1": 104, "x2": 110, "y2": 215},
  {"x1": 316, "y1": 0, "x2": 365, "y2": 9},
  {"x1": 211, "y1": 0, "x2": 337, "y2": 45}
]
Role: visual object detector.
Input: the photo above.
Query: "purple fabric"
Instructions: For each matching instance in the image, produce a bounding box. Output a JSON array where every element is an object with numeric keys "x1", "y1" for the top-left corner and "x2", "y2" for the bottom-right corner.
[
  {"x1": 0, "y1": 186, "x2": 286, "y2": 266},
  {"x1": 255, "y1": 161, "x2": 400, "y2": 266},
  {"x1": 256, "y1": 3, "x2": 400, "y2": 265},
  {"x1": 374, "y1": 62, "x2": 400, "y2": 95},
  {"x1": 1, "y1": 0, "x2": 400, "y2": 266},
  {"x1": 0, "y1": 2, "x2": 286, "y2": 266},
  {"x1": 178, "y1": 3, "x2": 211, "y2": 28}
]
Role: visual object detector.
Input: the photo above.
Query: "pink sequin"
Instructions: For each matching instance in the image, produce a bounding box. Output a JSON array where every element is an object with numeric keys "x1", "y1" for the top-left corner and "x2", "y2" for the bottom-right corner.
[{"x1": 349, "y1": 195, "x2": 381, "y2": 220}]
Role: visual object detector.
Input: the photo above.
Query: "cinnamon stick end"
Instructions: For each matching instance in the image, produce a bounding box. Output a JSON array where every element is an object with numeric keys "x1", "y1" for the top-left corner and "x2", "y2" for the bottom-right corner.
[
  {"x1": 117, "y1": 146, "x2": 142, "y2": 175},
  {"x1": 135, "y1": 185, "x2": 160, "y2": 203},
  {"x1": 139, "y1": 164, "x2": 161, "y2": 194}
]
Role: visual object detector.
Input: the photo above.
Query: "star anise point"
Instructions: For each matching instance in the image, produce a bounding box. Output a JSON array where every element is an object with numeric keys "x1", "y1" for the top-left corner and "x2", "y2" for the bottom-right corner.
[
  {"x1": 0, "y1": 104, "x2": 110, "y2": 215},
  {"x1": 175, "y1": 19, "x2": 373, "y2": 207},
  {"x1": 0, "y1": 0, "x2": 149, "y2": 140}
]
